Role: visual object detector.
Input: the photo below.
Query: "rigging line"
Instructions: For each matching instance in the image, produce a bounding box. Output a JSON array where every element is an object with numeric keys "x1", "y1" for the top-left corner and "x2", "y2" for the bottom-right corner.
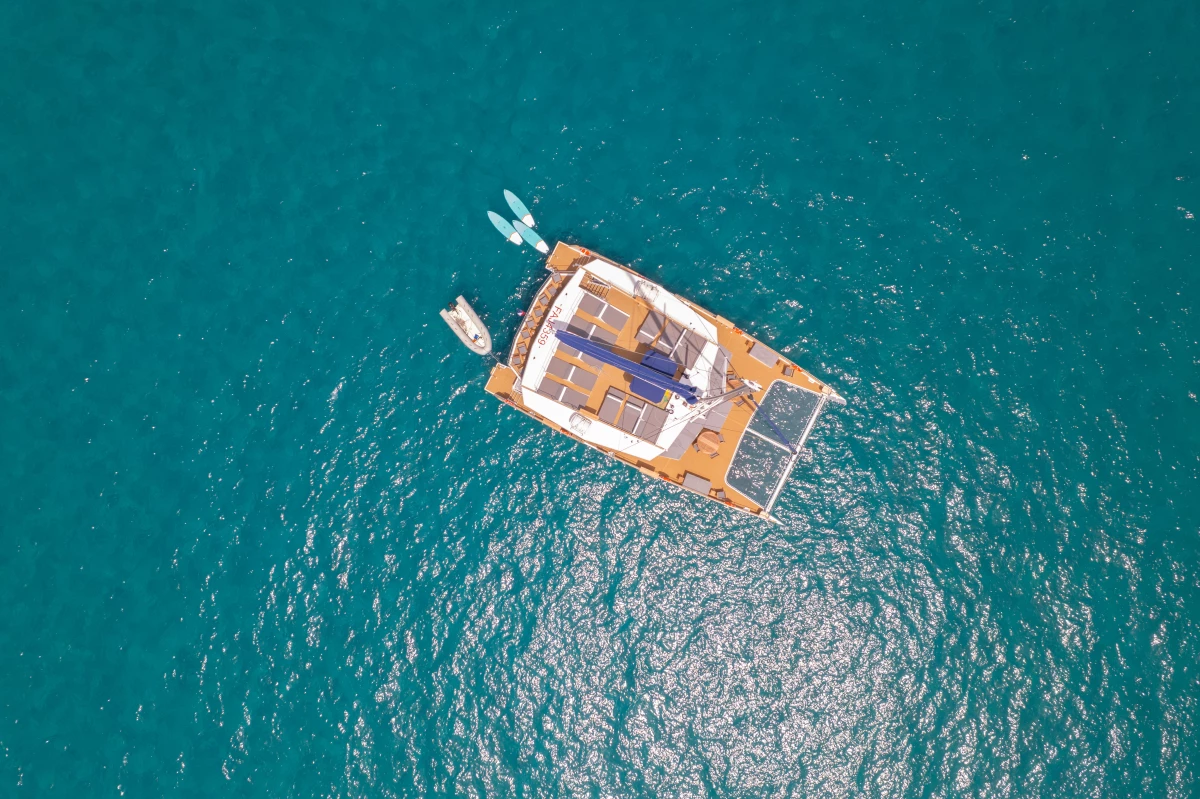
[
  {"x1": 729, "y1": 373, "x2": 797, "y2": 455},
  {"x1": 756, "y1": 408, "x2": 796, "y2": 454},
  {"x1": 721, "y1": 361, "x2": 798, "y2": 454}
]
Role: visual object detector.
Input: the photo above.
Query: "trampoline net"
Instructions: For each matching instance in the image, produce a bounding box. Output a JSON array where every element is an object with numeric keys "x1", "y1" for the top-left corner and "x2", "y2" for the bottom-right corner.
[{"x1": 727, "y1": 382, "x2": 824, "y2": 508}]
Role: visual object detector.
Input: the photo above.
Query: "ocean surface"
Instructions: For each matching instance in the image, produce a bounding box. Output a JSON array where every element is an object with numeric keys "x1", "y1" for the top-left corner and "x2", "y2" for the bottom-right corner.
[{"x1": 2, "y1": 0, "x2": 1197, "y2": 796}]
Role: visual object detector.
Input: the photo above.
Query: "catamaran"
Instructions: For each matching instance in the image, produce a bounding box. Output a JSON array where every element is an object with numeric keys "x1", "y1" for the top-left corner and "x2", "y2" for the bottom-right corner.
[{"x1": 484, "y1": 241, "x2": 844, "y2": 521}]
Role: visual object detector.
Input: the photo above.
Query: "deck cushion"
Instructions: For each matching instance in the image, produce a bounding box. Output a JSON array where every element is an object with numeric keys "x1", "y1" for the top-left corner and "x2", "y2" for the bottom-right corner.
[
  {"x1": 655, "y1": 320, "x2": 685, "y2": 354},
  {"x1": 598, "y1": 388, "x2": 623, "y2": 425},
  {"x1": 578, "y1": 293, "x2": 606, "y2": 319},
  {"x1": 546, "y1": 357, "x2": 573, "y2": 380},
  {"x1": 599, "y1": 305, "x2": 629, "y2": 331},
  {"x1": 536, "y1": 377, "x2": 589, "y2": 409},
  {"x1": 749, "y1": 341, "x2": 780, "y2": 366},
  {"x1": 636, "y1": 311, "x2": 665, "y2": 345},
  {"x1": 672, "y1": 330, "x2": 706, "y2": 369},
  {"x1": 635, "y1": 405, "x2": 669, "y2": 442},
  {"x1": 682, "y1": 472, "x2": 712, "y2": 495},
  {"x1": 618, "y1": 398, "x2": 645, "y2": 433},
  {"x1": 559, "y1": 385, "x2": 589, "y2": 409},
  {"x1": 557, "y1": 343, "x2": 604, "y2": 371},
  {"x1": 568, "y1": 315, "x2": 618, "y2": 346},
  {"x1": 549, "y1": 355, "x2": 599, "y2": 392}
]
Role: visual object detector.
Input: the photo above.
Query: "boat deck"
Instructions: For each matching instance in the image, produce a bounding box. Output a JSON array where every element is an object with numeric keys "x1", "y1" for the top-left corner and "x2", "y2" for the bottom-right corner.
[{"x1": 485, "y1": 242, "x2": 837, "y2": 518}]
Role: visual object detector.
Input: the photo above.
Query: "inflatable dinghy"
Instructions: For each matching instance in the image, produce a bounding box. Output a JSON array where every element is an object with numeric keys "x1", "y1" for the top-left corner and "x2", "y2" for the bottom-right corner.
[{"x1": 440, "y1": 296, "x2": 491, "y2": 355}]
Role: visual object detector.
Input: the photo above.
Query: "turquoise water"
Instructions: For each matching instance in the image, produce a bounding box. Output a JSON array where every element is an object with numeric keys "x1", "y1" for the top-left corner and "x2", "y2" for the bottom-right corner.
[{"x1": 2, "y1": 0, "x2": 1198, "y2": 794}]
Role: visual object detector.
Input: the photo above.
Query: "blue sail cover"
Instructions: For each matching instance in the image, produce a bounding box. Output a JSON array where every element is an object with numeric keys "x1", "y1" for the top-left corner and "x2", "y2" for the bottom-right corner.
[
  {"x1": 554, "y1": 330, "x2": 699, "y2": 404},
  {"x1": 627, "y1": 350, "x2": 677, "y2": 403}
]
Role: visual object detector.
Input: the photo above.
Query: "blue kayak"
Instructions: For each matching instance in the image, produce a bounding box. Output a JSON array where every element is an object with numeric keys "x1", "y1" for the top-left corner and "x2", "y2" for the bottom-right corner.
[
  {"x1": 513, "y1": 219, "x2": 549, "y2": 254},
  {"x1": 504, "y1": 190, "x2": 535, "y2": 228},
  {"x1": 487, "y1": 211, "x2": 522, "y2": 245}
]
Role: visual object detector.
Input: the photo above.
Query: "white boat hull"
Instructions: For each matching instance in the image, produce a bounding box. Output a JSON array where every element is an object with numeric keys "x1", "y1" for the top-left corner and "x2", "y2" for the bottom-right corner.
[{"x1": 440, "y1": 295, "x2": 492, "y2": 355}]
